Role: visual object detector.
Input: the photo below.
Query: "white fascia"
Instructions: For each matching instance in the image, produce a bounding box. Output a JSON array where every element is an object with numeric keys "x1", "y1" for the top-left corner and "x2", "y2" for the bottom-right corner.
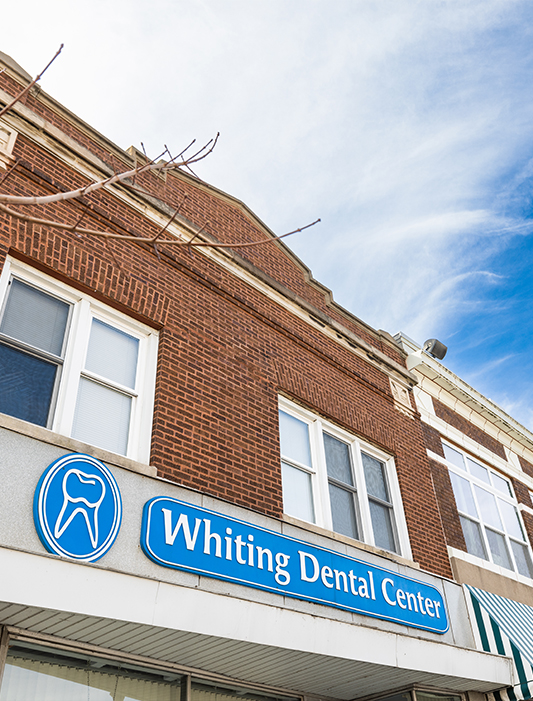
[{"x1": 0, "y1": 547, "x2": 511, "y2": 691}]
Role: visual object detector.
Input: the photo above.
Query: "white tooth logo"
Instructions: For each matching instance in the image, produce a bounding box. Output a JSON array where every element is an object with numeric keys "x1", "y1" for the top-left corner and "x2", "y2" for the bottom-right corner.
[{"x1": 54, "y1": 469, "x2": 106, "y2": 548}]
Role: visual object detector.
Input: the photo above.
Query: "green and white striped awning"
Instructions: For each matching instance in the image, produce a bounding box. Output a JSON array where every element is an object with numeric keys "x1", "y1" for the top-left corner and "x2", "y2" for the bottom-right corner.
[{"x1": 466, "y1": 585, "x2": 533, "y2": 701}]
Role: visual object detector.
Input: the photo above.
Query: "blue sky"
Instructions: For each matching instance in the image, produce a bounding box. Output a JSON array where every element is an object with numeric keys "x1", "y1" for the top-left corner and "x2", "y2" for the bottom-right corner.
[{"x1": 3, "y1": 0, "x2": 533, "y2": 428}]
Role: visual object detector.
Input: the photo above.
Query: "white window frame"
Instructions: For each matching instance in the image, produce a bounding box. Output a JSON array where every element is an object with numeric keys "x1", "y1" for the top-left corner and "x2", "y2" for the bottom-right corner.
[
  {"x1": 442, "y1": 440, "x2": 533, "y2": 578},
  {"x1": 0, "y1": 120, "x2": 17, "y2": 170},
  {"x1": 278, "y1": 396, "x2": 411, "y2": 558},
  {"x1": 0, "y1": 258, "x2": 158, "y2": 463}
]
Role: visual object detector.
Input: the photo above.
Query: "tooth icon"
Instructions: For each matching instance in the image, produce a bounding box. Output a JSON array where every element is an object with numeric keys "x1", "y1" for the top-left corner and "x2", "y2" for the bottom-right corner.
[{"x1": 54, "y1": 469, "x2": 106, "y2": 548}]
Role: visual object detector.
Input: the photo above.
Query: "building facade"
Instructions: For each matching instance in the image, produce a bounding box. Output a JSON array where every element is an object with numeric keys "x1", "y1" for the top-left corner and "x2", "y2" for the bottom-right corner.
[
  {"x1": 397, "y1": 335, "x2": 533, "y2": 701},
  {"x1": 0, "y1": 51, "x2": 523, "y2": 701}
]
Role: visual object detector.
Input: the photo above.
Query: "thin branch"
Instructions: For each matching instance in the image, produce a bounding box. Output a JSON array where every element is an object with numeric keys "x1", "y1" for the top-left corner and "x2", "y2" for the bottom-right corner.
[
  {"x1": 0, "y1": 200, "x2": 320, "y2": 250},
  {"x1": 0, "y1": 159, "x2": 19, "y2": 188},
  {"x1": 152, "y1": 242, "x2": 162, "y2": 262},
  {"x1": 183, "y1": 164, "x2": 200, "y2": 179},
  {"x1": 0, "y1": 201, "x2": 110, "y2": 237},
  {"x1": 0, "y1": 136, "x2": 217, "y2": 205},
  {"x1": 0, "y1": 44, "x2": 63, "y2": 120},
  {"x1": 173, "y1": 139, "x2": 196, "y2": 161},
  {"x1": 187, "y1": 222, "x2": 211, "y2": 251},
  {"x1": 104, "y1": 239, "x2": 123, "y2": 271},
  {"x1": 71, "y1": 203, "x2": 91, "y2": 238},
  {"x1": 188, "y1": 218, "x2": 322, "y2": 248},
  {"x1": 149, "y1": 195, "x2": 187, "y2": 243}
]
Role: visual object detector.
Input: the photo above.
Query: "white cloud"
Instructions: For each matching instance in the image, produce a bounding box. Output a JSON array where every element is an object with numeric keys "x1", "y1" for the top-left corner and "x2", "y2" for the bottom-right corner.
[{"x1": 3, "y1": 0, "x2": 533, "y2": 423}]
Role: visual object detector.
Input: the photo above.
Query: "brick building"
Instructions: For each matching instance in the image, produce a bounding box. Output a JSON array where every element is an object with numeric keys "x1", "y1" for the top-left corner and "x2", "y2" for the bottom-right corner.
[
  {"x1": 396, "y1": 335, "x2": 533, "y2": 701},
  {"x1": 0, "y1": 50, "x2": 523, "y2": 701}
]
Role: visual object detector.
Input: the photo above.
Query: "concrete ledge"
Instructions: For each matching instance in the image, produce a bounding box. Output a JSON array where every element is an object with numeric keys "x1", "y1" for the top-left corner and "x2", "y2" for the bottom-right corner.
[
  {"x1": 0, "y1": 412, "x2": 156, "y2": 477},
  {"x1": 450, "y1": 555, "x2": 533, "y2": 606},
  {"x1": 0, "y1": 547, "x2": 513, "y2": 697}
]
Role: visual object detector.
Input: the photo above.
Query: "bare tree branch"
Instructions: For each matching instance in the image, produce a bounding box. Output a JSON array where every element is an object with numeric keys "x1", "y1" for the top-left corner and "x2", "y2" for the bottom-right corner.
[
  {"x1": 0, "y1": 44, "x2": 63, "y2": 120},
  {"x1": 0, "y1": 46, "x2": 319, "y2": 261},
  {"x1": 150, "y1": 195, "x2": 187, "y2": 243},
  {"x1": 187, "y1": 222, "x2": 211, "y2": 251},
  {"x1": 0, "y1": 159, "x2": 19, "y2": 188},
  {"x1": 0, "y1": 134, "x2": 219, "y2": 205},
  {"x1": 186, "y1": 219, "x2": 322, "y2": 248},
  {"x1": 71, "y1": 203, "x2": 91, "y2": 238},
  {"x1": 0, "y1": 200, "x2": 319, "y2": 250}
]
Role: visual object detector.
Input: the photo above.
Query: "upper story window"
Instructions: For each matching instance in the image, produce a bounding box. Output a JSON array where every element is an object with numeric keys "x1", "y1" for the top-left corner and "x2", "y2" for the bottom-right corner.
[
  {"x1": 443, "y1": 441, "x2": 533, "y2": 578},
  {"x1": 278, "y1": 397, "x2": 411, "y2": 557},
  {"x1": 0, "y1": 259, "x2": 158, "y2": 462}
]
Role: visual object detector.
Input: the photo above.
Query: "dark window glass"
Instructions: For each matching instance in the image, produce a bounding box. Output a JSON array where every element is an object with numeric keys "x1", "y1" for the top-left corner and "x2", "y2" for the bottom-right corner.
[
  {"x1": 369, "y1": 500, "x2": 396, "y2": 552},
  {"x1": 0, "y1": 344, "x2": 57, "y2": 426},
  {"x1": 1, "y1": 279, "x2": 69, "y2": 356},
  {"x1": 511, "y1": 540, "x2": 533, "y2": 578},
  {"x1": 459, "y1": 515, "x2": 488, "y2": 560},
  {"x1": 329, "y1": 483, "x2": 358, "y2": 538},
  {"x1": 324, "y1": 433, "x2": 353, "y2": 484},
  {"x1": 486, "y1": 528, "x2": 513, "y2": 570},
  {"x1": 362, "y1": 453, "x2": 389, "y2": 500}
]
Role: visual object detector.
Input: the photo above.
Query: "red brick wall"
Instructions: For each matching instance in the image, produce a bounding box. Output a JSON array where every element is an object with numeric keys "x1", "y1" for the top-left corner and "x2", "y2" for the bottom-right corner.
[
  {"x1": 429, "y1": 459, "x2": 466, "y2": 551},
  {"x1": 418, "y1": 415, "x2": 533, "y2": 558},
  {"x1": 432, "y1": 399, "x2": 506, "y2": 460},
  {"x1": 420, "y1": 422, "x2": 445, "y2": 457},
  {"x1": 519, "y1": 456, "x2": 533, "y2": 480},
  {"x1": 510, "y1": 479, "x2": 533, "y2": 545},
  {"x1": 0, "y1": 69, "x2": 452, "y2": 578}
]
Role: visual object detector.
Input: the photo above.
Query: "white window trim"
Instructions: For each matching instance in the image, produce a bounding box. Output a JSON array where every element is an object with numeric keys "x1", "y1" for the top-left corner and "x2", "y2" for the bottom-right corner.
[
  {"x1": 0, "y1": 119, "x2": 17, "y2": 169},
  {"x1": 440, "y1": 440, "x2": 533, "y2": 578},
  {"x1": 278, "y1": 396, "x2": 411, "y2": 558},
  {"x1": 0, "y1": 258, "x2": 158, "y2": 463},
  {"x1": 449, "y1": 546, "x2": 533, "y2": 590}
]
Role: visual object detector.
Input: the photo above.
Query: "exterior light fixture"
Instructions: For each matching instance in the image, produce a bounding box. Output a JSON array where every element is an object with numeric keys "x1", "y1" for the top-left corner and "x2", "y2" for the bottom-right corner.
[{"x1": 423, "y1": 339, "x2": 448, "y2": 360}]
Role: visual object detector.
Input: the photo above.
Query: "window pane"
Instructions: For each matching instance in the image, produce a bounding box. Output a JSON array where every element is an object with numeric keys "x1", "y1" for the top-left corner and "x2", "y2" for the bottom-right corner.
[
  {"x1": 449, "y1": 471, "x2": 477, "y2": 517},
  {"x1": 281, "y1": 461, "x2": 314, "y2": 522},
  {"x1": 486, "y1": 528, "x2": 513, "y2": 569},
  {"x1": 192, "y1": 682, "x2": 295, "y2": 701},
  {"x1": 375, "y1": 694, "x2": 412, "y2": 701},
  {"x1": 72, "y1": 378, "x2": 132, "y2": 455},
  {"x1": 0, "y1": 279, "x2": 69, "y2": 356},
  {"x1": 324, "y1": 433, "x2": 353, "y2": 485},
  {"x1": 329, "y1": 483, "x2": 358, "y2": 538},
  {"x1": 460, "y1": 516, "x2": 488, "y2": 560},
  {"x1": 498, "y1": 499, "x2": 524, "y2": 539},
  {"x1": 443, "y1": 444, "x2": 465, "y2": 470},
  {"x1": 416, "y1": 693, "x2": 462, "y2": 701},
  {"x1": 279, "y1": 411, "x2": 312, "y2": 467},
  {"x1": 510, "y1": 540, "x2": 533, "y2": 578},
  {"x1": 362, "y1": 453, "x2": 389, "y2": 501},
  {"x1": 85, "y1": 319, "x2": 139, "y2": 388},
  {"x1": 369, "y1": 499, "x2": 397, "y2": 552},
  {"x1": 0, "y1": 343, "x2": 57, "y2": 426},
  {"x1": 466, "y1": 458, "x2": 490, "y2": 483},
  {"x1": 0, "y1": 650, "x2": 182, "y2": 701},
  {"x1": 492, "y1": 472, "x2": 512, "y2": 496},
  {"x1": 473, "y1": 485, "x2": 502, "y2": 530}
]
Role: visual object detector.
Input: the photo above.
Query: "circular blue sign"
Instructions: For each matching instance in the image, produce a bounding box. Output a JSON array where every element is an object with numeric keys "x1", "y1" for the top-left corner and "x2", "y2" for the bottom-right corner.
[{"x1": 33, "y1": 453, "x2": 122, "y2": 562}]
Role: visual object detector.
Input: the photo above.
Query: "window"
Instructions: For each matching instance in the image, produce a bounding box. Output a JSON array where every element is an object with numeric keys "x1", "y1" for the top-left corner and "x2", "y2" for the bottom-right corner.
[
  {"x1": 0, "y1": 641, "x2": 299, "y2": 701},
  {"x1": 278, "y1": 397, "x2": 410, "y2": 556},
  {"x1": 443, "y1": 441, "x2": 533, "y2": 578},
  {"x1": 0, "y1": 260, "x2": 158, "y2": 462}
]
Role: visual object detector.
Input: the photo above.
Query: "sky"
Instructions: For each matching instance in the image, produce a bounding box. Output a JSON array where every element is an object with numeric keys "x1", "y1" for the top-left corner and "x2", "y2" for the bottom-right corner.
[{"x1": 2, "y1": 0, "x2": 533, "y2": 429}]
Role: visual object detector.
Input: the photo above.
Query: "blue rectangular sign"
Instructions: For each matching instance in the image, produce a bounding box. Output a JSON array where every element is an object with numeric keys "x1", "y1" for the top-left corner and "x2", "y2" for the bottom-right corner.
[{"x1": 141, "y1": 498, "x2": 449, "y2": 634}]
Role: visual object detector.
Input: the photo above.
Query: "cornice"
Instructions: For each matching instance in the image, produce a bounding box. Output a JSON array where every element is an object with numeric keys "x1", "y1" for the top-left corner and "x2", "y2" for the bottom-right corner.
[
  {"x1": 397, "y1": 335, "x2": 533, "y2": 462},
  {"x1": 0, "y1": 81, "x2": 415, "y2": 387}
]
